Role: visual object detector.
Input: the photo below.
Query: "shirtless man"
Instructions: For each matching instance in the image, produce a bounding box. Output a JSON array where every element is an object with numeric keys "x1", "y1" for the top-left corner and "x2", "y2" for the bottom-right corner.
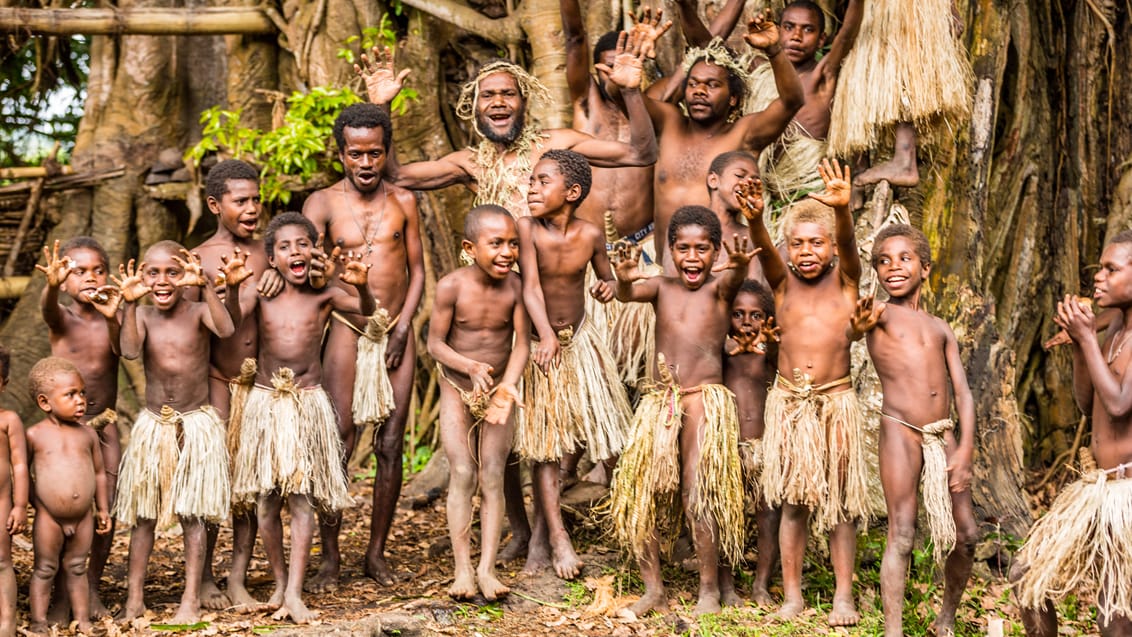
[
  {"x1": 356, "y1": 31, "x2": 657, "y2": 218},
  {"x1": 644, "y1": 10, "x2": 803, "y2": 263},
  {"x1": 301, "y1": 103, "x2": 425, "y2": 589}
]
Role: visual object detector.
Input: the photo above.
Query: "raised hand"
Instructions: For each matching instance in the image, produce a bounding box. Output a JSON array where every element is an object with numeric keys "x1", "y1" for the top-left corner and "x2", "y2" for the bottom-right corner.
[
  {"x1": 484, "y1": 382, "x2": 523, "y2": 427},
  {"x1": 354, "y1": 45, "x2": 412, "y2": 105},
  {"x1": 35, "y1": 240, "x2": 75, "y2": 287},
  {"x1": 711, "y1": 234, "x2": 761, "y2": 273},
  {"x1": 172, "y1": 250, "x2": 208, "y2": 288},
  {"x1": 611, "y1": 243, "x2": 645, "y2": 283},
  {"x1": 759, "y1": 315, "x2": 781, "y2": 346},
  {"x1": 309, "y1": 234, "x2": 340, "y2": 289},
  {"x1": 1053, "y1": 294, "x2": 1096, "y2": 344},
  {"x1": 338, "y1": 249, "x2": 372, "y2": 287},
  {"x1": 628, "y1": 7, "x2": 673, "y2": 59},
  {"x1": 727, "y1": 330, "x2": 761, "y2": 356},
  {"x1": 112, "y1": 260, "x2": 151, "y2": 303},
  {"x1": 218, "y1": 246, "x2": 254, "y2": 288},
  {"x1": 89, "y1": 285, "x2": 123, "y2": 319},
  {"x1": 743, "y1": 9, "x2": 781, "y2": 51},
  {"x1": 596, "y1": 31, "x2": 645, "y2": 91},
  {"x1": 808, "y1": 158, "x2": 852, "y2": 209},
  {"x1": 849, "y1": 296, "x2": 886, "y2": 335},
  {"x1": 735, "y1": 177, "x2": 766, "y2": 223}
]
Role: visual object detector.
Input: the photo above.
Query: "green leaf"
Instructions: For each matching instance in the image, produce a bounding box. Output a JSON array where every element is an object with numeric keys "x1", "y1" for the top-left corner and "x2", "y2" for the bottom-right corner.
[{"x1": 151, "y1": 622, "x2": 209, "y2": 632}]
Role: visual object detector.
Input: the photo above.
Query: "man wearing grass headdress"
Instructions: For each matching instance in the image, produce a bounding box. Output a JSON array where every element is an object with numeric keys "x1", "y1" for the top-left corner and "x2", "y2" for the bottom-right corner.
[
  {"x1": 356, "y1": 31, "x2": 657, "y2": 219},
  {"x1": 642, "y1": 9, "x2": 803, "y2": 266}
]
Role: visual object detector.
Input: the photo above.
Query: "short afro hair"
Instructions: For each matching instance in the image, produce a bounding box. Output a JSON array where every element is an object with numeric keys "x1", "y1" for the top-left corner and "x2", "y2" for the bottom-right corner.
[
  {"x1": 593, "y1": 31, "x2": 621, "y2": 64},
  {"x1": 29, "y1": 356, "x2": 80, "y2": 403},
  {"x1": 463, "y1": 205, "x2": 515, "y2": 241},
  {"x1": 1109, "y1": 229, "x2": 1132, "y2": 247},
  {"x1": 205, "y1": 159, "x2": 259, "y2": 203},
  {"x1": 736, "y1": 279, "x2": 774, "y2": 316},
  {"x1": 59, "y1": 236, "x2": 109, "y2": 268},
  {"x1": 682, "y1": 54, "x2": 747, "y2": 114},
  {"x1": 0, "y1": 345, "x2": 9, "y2": 383},
  {"x1": 539, "y1": 149, "x2": 592, "y2": 205},
  {"x1": 708, "y1": 150, "x2": 759, "y2": 178},
  {"x1": 783, "y1": 1, "x2": 826, "y2": 34},
  {"x1": 143, "y1": 240, "x2": 186, "y2": 263},
  {"x1": 669, "y1": 205, "x2": 722, "y2": 249},
  {"x1": 781, "y1": 199, "x2": 835, "y2": 239},
  {"x1": 333, "y1": 103, "x2": 393, "y2": 153},
  {"x1": 872, "y1": 224, "x2": 932, "y2": 268},
  {"x1": 265, "y1": 212, "x2": 318, "y2": 258}
]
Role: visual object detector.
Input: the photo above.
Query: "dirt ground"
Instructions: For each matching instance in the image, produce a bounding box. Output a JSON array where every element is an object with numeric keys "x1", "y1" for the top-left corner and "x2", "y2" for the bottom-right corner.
[{"x1": 8, "y1": 467, "x2": 1100, "y2": 637}]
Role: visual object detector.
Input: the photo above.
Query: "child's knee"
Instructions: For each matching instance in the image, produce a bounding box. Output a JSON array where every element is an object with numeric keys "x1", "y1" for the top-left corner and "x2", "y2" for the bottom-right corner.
[
  {"x1": 886, "y1": 523, "x2": 916, "y2": 557},
  {"x1": 479, "y1": 469, "x2": 505, "y2": 495},
  {"x1": 62, "y1": 556, "x2": 88, "y2": 578},
  {"x1": 954, "y1": 519, "x2": 979, "y2": 553},
  {"x1": 448, "y1": 461, "x2": 478, "y2": 492},
  {"x1": 32, "y1": 559, "x2": 59, "y2": 581}
]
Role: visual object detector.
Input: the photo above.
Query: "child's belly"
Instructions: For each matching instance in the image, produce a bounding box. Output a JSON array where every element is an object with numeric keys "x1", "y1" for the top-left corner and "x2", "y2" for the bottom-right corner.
[{"x1": 36, "y1": 482, "x2": 95, "y2": 523}]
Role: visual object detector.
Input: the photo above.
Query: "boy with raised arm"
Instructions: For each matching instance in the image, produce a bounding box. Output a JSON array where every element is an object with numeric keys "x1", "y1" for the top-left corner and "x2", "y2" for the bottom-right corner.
[
  {"x1": 37, "y1": 237, "x2": 120, "y2": 616},
  {"x1": 25, "y1": 357, "x2": 109, "y2": 636},
  {"x1": 114, "y1": 241, "x2": 240, "y2": 624},
  {"x1": 609, "y1": 206, "x2": 755, "y2": 616},
  {"x1": 743, "y1": 160, "x2": 869, "y2": 626},
  {"x1": 516, "y1": 150, "x2": 630, "y2": 579},
  {"x1": 849, "y1": 224, "x2": 977, "y2": 637},
  {"x1": 724, "y1": 279, "x2": 780, "y2": 605},
  {"x1": 0, "y1": 348, "x2": 27, "y2": 637},
  {"x1": 228, "y1": 213, "x2": 374, "y2": 623},
  {"x1": 192, "y1": 158, "x2": 269, "y2": 610},
  {"x1": 429, "y1": 205, "x2": 528, "y2": 601},
  {"x1": 1011, "y1": 230, "x2": 1132, "y2": 637}
]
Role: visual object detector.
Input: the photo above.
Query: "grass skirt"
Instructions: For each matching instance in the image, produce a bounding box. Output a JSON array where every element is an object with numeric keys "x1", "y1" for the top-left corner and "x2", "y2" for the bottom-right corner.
[
  {"x1": 760, "y1": 377, "x2": 871, "y2": 534},
  {"x1": 738, "y1": 438, "x2": 763, "y2": 502},
  {"x1": 114, "y1": 405, "x2": 230, "y2": 527},
  {"x1": 828, "y1": 0, "x2": 973, "y2": 155},
  {"x1": 608, "y1": 237, "x2": 661, "y2": 389},
  {"x1": 229, "y1": 369, "x2": 352, "y2": 512},
  {"x1": 610, "y1": 383, "x2": 745, "y2": 566},
  {"x1": 1014, "y1": 454, "x2": 1132, "y2": 624},
  {"x1": 343, "y1": 310, "x2": 397, "y2": 428},
  {"x1": 515, "y1": 320, "x2": 631, "y2": 463}
]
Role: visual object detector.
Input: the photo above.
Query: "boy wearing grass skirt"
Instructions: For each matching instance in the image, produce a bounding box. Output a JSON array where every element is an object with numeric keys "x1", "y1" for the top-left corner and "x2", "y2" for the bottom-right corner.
[
  {"x1": 609, "y1": 205, "x2": 754, "y2": 616},
  {"x1": 114, "y1": 241, "x2": 242, "y2": 625},
  {"x1": 849, "y1": 224, "x2": 977, "y2": 637},
  {"x1": 516, "y1": 149, "x2": 631, "y2": 580},
  {"x1": 228, "y1": 213, "x2": 375, "y2": 624},
  {"x1": 1011, "y1": 231, "x2": 1132, "y2": 636}
]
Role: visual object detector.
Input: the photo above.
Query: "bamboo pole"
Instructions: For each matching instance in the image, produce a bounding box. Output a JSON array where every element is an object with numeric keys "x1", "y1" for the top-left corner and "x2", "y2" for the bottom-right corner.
[
  {"x1": 0, "y1": 7, "x2": 275, "y2": 35},
  {"x1": 0, "y1": 278, "x2": 29, "y2": 300},
  {"x1": 0, "y1": 166, "x2": 73, "y2": 180}
]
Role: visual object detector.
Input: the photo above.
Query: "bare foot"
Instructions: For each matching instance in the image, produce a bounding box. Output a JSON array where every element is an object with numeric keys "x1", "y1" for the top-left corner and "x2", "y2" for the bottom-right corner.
[
  {"x1": 169, "y1": 601, "x2": 200, "y2": 626},
  {"x1": 305, "y1": 560, "x2": 340, "y2": 593},
  {"x1": 476, "y1": 568, "x2": 511, "y2": 601},
  {"x1": 364, "y1": 554, "x2": 396, "y2": 586},
  {"x1": 46, "y1": 600, "x2": 69, "y2": 625},
  {"x1": 522, "y1": 541, "x2": 552, "y2": 576},
  {"x1": 694, "y1": 591, "x2": 722, "y2": 616},
  {"x1": 266, "y1": 586, "x2": 285, "y2": 609},
  {"x1": 199, "y1": 579, "x2": 231, "y2": 610},
  {"x1": 855, "y1": 159, "x2": 919, "y2": 187},
  {"x1": 449, "y1": 568, "x2": 478, "y2": 600},
  {"x1": 626, "y1": 589, "x2": 668, "y2": 617},
  {"x1": 550, "y1": 537, "x2": 582, "y2": 580},
  {"x1": 227, "y1": 585, "x2": 268, "y2": 613},
  {"x1": 775, "y1": 598, "x2": 805, "y2": 620},
  {"x1": 89, "y1": 594, "x2": 112, "y2": 619},
  {"x1": 750, "y1": 586, "x2": 774, "y2": 606},
  {"x1": 74, "y1": 619, "x2": 94, "y2": 634},
  {"x1": 26, "y1": 621, "x2": 50, "y2": 636},
  {"x1": 119, "y1": 600, "x2": 147, "y2": 622},
  {"x1": 271, "y1": 594, "x2": 318, "y2": 624},
  {"x1": 497, "y1": 534, "x2": 529, "y2": 563},
  {"x1": 828, "y1": 595, "x2": 860, "y2": 627},
  {"x1": 931, "y1": 616, "x2": 956, "y2": 637},
  {"x1": 720, "y1": 588, "x2": 743, "y2": 607}
]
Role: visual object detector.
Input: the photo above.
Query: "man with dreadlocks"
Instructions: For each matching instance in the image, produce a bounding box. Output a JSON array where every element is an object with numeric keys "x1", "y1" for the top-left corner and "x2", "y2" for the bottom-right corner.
[
  {"x1": 643, "y1": 10, "x2": 803, "y2": 265},
  {"x1": 357, "y1": 31, "x2": 657, "y2": 219}
]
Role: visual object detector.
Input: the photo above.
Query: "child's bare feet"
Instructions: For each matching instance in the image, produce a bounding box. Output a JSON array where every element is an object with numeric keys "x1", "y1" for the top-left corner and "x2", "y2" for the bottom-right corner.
[
  {"x1": 750, "y1": 585, "x2": 774, "y2": 606},
  {"x1": 550, "y1": 534, "x2": 582, "y2": 579},
  {"x1": 856, "y1": 159, "x2": 919, "y2": 188},
  {"x1": 625, "y1": 589, "x2": 668, "y2": 618},
  {"x1": 364, "y1": 554, "x2": 396, "y2": 586},
  {"x1": 169, "y1": 599, "x2": 201, "y2": 625},
  {"x1": 120, "y1": 599, "x2": 147, "y2": 622},
  {"x1": 74, "y1": 619, "x2": 94, "y2": 634},
  {"x1": 26, "y1": 621, "x2": 49, "y2": 636},
  {"x1": 694, "y1": 589, "x2": 722, "y2": 616},
  {"x1": 89, "y1": 593, "x2": 111, "y2": 619},
  {"x1": 199, "y1": 579, "x2": 230, "y2": 610},
  {"x1": 448, "y1": 567, "x2": 478, "y2": 600},
  {"x1": 497, "y1": 533, "x2": 529, "y2": 563},
  {"x1": 227, "y1": 584, "x2": 266, "y2": 613},
  {"x1": 931, "y1": 616, "x2": 956, "y2": 637},
  {"x1": 828, "y1": 595, "x2": 860, "y2": 626},
  {"x1": 271, "y1": 593, "x2": 318, "y2": 624},
  {"x1": 305, "y1": 560, "x2": 339, "y2": 593},
  {"x1": 266, "y1": 585, "x2": 285, "y2": 609},
  {"x1": 476, "y1": 568, "x2": 510, "y2": 601},
  {"x1": 775, "y1": 597, "x2": 804, "y2": 620},
  {"x1": 521, "y1": 540, "x2": 552, "y2": 575}
]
